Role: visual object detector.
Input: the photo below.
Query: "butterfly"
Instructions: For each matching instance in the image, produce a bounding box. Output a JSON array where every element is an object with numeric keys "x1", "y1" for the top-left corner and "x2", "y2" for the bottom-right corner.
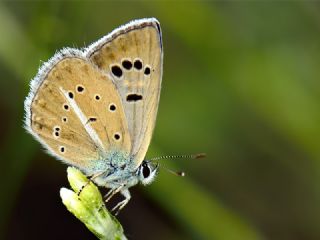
[{"x1": 24, "y1": 18, "x2": 163, "y2": 212}]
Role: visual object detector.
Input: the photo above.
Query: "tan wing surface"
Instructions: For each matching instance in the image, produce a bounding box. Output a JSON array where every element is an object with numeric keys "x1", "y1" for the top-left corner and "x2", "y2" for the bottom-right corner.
[
  {"x1": 87, "y1": 18, "x2": 163, "y2": 165},
  {"x1": 25, "y1": 50, "x2": 131, "y2": 172}
]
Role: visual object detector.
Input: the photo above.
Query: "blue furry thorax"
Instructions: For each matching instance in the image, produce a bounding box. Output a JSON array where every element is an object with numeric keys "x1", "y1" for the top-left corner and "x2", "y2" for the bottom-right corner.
[{"x1": 85, "y1": 150, "x2": 136, "y2": 176}]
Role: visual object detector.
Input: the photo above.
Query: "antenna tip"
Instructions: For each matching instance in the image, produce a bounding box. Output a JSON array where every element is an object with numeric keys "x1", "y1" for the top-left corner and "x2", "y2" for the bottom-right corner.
[
  {"x1": 195, "y1": 153, "x2": 206, "y2": 159},
  {"x1": 178, "y1": 171, "x2": 185, "y2": 177}
]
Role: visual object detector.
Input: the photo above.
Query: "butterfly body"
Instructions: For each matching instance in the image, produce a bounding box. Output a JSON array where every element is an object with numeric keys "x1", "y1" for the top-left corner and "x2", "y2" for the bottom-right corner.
[
  {"x1": 85, "y1": 150, "x2": 137, "y2": 188},
  {"x1": 24, "y1": 18, "x2": 162, "y2": 211}
]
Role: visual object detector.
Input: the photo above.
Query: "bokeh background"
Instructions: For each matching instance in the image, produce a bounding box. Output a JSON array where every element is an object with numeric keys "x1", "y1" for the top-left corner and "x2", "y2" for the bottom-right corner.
[{"x1": 1, "y1": 1, "x2": 320, "y2": 240}]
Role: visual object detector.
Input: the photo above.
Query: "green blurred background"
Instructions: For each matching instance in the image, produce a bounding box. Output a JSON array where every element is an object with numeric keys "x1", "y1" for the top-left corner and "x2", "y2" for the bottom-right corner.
[{"x1": 1, "y1": 1, "x2": 320, "y2": 239}]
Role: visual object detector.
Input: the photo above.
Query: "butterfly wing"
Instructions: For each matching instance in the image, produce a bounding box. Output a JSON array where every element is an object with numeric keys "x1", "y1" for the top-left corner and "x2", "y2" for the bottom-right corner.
[
  {"x1": 24, "y1": 49, "x2": 131, "y2": 174},
  {"x1": 87, "y1": 18, "x2": 163, "y2": 166}
]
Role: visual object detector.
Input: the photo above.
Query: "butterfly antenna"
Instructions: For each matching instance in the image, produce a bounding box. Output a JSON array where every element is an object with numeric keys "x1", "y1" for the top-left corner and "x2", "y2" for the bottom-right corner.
[
  {"x1": 159, "y1": 163, "x2": 185, "y2": 177},
  {"x1": 150, "y1": 153, "x2": 205, "y2": 177},
  {"x1": 150, "y1": 153, "x2": 206, "y2": 162}
]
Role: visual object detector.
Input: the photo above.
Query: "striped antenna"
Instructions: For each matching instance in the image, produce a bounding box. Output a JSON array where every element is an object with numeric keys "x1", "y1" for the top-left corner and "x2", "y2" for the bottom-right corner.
[
  {"x1": 161, "y1": 164, "x2": 185, "y2": 177},
  {"x1": 149, "y1": 153, "x2": 206, "y2": 162},
  {"x1": 149, "y1": 153, "x2": 205, "y2": 177}
]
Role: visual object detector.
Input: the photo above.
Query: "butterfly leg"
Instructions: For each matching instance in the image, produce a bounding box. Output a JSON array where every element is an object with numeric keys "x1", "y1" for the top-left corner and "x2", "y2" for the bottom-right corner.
[
  {"x1": 105, "y1": 185, "x2": 123, "y2": 203},
  {"x1": 103, "y1": 188, "x2": 114, "y2": 200},
  {"x1": 77, "y1": 181, "x2": 90, "y2": 196},
  {"x1": 111, "y1": 189, "x2": 131, "y2": 215},
  {"x1": 98, "y1": 186, "x2": 123, "y2": 212},
  {"x1": 77, "y1": 171, "x2": 105, "y2": 196}
]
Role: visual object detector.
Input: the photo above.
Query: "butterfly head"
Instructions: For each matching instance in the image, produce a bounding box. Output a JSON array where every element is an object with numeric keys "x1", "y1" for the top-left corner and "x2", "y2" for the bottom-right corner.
[{"x1": 138, "y1": 160, "x2": 159, "y2": 185}]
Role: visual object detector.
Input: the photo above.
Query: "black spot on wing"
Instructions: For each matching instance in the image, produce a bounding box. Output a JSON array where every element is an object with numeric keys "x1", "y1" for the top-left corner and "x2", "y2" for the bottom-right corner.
[{"x1": 126, "y1": 94, "x2": 143, "y2": 102}]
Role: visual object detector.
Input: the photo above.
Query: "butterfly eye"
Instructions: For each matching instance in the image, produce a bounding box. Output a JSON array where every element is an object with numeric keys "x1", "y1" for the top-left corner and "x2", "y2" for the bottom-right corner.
[
  {"x1": 139, "y1": 161, "x2": 158, "y2": 185},
  {"x1": 142, "y1": 165, "x2": 150, "y2": 178}
]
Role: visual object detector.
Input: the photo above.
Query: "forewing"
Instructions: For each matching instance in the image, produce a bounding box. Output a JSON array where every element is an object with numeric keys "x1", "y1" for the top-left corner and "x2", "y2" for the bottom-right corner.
[
  {"x1": 87, "y1": 18, "x2": 163, "y2": 166},
  {"x1": 24, "y1": 49, "x2": 131, "y2": 173}
]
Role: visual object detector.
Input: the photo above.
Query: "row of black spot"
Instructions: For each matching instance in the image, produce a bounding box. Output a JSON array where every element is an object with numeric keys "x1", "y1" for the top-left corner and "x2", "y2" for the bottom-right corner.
[
  {"x1": 111, "y1": 58, "x2": 151, "y2": 78},
  {"x1": 67, "y1": 89, "x2": 101, "y2": 101},
  {"x1": 63, "y1": 96, "x2": 117, "y2": 112},
  {"x1": 56, "y1": 130, "x2": 120, "y2": 155}
]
